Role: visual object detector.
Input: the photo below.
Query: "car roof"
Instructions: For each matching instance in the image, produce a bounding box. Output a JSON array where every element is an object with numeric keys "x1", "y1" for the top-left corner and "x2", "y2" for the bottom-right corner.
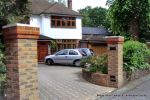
[
  {"x1": 62, "y1": 49, "x2": 79, "y2": 50},
  {"x1": 76, "y1": 48, "x2": 91, "y2": 50}
]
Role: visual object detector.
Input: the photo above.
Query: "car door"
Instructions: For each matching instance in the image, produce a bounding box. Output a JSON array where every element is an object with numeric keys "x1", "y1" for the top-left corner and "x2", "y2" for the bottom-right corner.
[
  {"x1": 53, "y1": 50, "x2": 69, "y2": 64},
  {"x1": 67, "y1": 50, "x2": 81, "y2": 64}
]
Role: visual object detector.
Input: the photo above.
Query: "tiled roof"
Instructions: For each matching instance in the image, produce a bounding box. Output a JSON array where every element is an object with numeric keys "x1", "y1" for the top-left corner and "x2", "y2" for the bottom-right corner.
[
  {"x1": 82, "y1": 35, "x2": 106, "y2": 41},
  {"x1": 81, "y1": 27, "x2": 111, "y2": 42},
  {"x1": 30, "y1": 0, "x2": 81, "y2": 16},
  {"x1": 82, "y1": 27, "x2": 110, "y2": 35}
]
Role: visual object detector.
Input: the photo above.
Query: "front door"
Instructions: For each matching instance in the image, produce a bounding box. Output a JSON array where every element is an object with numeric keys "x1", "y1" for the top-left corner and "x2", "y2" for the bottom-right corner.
[{"x1": 38, "y1": 41, "x2": 49, "y2": 62}]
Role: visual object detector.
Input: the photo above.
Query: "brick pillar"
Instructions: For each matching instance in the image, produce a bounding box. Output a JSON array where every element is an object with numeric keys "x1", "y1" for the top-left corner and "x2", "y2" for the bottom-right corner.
[
  {"x1": 106, "y1": 36, "x2": 124, "y2": 88},
  {"x1": 3, "y1": 24, "x2": 40, "y2": 100}
]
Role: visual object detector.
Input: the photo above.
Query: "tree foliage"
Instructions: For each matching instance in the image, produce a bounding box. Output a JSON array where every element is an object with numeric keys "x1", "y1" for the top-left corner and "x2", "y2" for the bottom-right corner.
[
  {"x1": 79, "y1": 6, "x2": 110, "y2": 29},
  {"x1": 107, "y1": 0, "x2": 150, "y2": 40},
  {"x1": 0, "y1": 0, "x2": 31, "y2": 30}
]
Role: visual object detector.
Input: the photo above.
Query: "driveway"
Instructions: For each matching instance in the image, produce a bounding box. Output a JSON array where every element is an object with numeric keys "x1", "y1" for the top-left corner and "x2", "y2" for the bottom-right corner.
[{"x1": 38, "y1": 64, "x2": 115, "y2": 100}]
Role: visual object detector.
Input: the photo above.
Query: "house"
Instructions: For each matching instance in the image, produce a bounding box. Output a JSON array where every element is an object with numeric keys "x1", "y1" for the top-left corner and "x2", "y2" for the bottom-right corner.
[
  {"x1": 80, "y1": 27, "x2": 111, "y2": 56},
  {"x1": 30, "y1": 0, "x2": 82, "y2": 62}
]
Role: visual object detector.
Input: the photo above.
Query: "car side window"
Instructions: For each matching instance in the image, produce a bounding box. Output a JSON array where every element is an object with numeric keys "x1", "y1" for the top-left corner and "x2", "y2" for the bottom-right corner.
[
  {"x1": 69, "y1": 50, "x2": 78, "y2": 55},
  {"x1": 56, "y1": 50, "x2": 68, "y2": 55}
]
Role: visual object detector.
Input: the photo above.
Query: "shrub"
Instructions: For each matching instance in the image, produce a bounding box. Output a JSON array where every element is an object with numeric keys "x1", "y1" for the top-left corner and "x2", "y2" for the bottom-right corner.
[
  {"x1": 123, "y1": 40, "x2": 150, "y2": 72},
  {"x1": 80, "y1": 55, "x2": 108, "y2": 74},
  {"x1": 0, "y1": 40, "x2": 6, "y2": 95}
]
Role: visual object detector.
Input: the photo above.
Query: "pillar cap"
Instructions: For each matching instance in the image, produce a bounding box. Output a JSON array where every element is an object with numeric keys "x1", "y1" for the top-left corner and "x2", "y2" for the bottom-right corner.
[
  {"x1": 2, "y1": 23, "x2": 39, "y2": 29},
  {"x1": 3, "y1": 23, "x2": 40, "y2": 40},
  {"x1": 105, "y1": 36, "x2": 124, "y2": 44}
]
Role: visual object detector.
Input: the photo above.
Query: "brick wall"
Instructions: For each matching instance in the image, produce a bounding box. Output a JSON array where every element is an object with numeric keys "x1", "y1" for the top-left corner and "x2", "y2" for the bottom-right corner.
[{"x1": 3, "y1": 24, "x2": 40, "y2": 100}]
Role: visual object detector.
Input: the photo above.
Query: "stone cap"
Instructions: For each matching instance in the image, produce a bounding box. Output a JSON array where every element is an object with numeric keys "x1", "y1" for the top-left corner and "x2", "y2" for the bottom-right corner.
[
  {"x1": 2, "y1": 23, "x2": 39, "y2": 29},
  {"x1": 3, "y1": 23, "x2": 40, "y2": 40},
  {"x1": 105, "y1": 36, "x2": 124, "y2": 44}
]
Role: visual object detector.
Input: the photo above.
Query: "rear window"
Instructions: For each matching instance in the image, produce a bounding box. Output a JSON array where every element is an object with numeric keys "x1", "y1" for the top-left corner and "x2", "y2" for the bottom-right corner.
[
  {"x1": 78, "y1": 49, "x2": 87, "y2": 56},
  {"x1": 90, "y1": 49, "x2": 94, "y2": 55},
  {"x1": 78, "y1": 48, "x2": 94, "y2": 56}
]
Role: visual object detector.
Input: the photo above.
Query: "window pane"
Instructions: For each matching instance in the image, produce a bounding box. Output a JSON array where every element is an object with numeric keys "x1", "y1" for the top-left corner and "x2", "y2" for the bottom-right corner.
[
  {"x1": 57, "y1": 16, "x2": 61, "y2": 19},
  {"x1": 52, "y1": 20, "x2": 55, "y2": 26},
  {"x1": 72, "y1": 17, "x2": 75, "y2": 20},
  {"x1": 57, "y1": 20, "x2": 61, "y2": 26},
  {"x1": 51, "y1": 16, "x2": 55, "y2": 19},
  {"x1": 56, "y1": 50, "x2": 68, "y2": 55},
  {"x1": 69, "y1": 50, "x2": 78, "y2": 55},
  {"x1": 72, "y1": 21, "x2": 75, "y2": 26},
  {"x1": 62, "y1": 21, "x2": 66, "y2": 26},
  {"x1": 67, "y1": 21, "x2": 71, "y2": 26}
]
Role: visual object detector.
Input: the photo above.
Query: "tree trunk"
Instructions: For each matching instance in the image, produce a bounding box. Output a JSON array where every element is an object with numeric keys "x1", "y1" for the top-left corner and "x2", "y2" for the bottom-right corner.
[{"x1": 129, "y1": 17, "x2": 139, "y2": 40}]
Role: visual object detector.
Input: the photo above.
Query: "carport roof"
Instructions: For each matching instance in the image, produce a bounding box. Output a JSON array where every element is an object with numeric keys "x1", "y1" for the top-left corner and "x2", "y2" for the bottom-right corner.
[{"x1": 39, "y1": 35, "x2": 53, "y2": 40}]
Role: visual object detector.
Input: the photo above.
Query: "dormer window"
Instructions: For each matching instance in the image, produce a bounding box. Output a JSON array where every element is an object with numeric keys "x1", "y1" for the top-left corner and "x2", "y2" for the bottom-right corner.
[{"x1": 51, "y1": 16, "x2": 76, "y2": 28}]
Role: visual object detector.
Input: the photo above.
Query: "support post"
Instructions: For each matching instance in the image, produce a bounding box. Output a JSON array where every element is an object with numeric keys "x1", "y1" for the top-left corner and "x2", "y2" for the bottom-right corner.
[
  {"x1": 3, "y1": 23, "x2": 40, "y2": 100},
  {"x1": 106, "y1": 36, "x2": 124, "y2": 88}
]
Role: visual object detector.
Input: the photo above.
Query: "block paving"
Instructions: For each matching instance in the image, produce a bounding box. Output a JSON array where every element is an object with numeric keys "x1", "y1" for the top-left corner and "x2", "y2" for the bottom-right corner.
[{"x1": 38, "y1": 64, "x2": 115, "y2": 100}]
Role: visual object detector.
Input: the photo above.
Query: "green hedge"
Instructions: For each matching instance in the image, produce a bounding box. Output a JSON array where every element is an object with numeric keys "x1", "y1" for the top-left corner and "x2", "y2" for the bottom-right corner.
[{"x1": 123, "y1": 40, "x2": 150, "y2": 72}]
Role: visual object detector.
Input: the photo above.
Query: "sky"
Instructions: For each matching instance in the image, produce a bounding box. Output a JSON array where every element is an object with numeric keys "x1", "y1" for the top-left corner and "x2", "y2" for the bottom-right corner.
[
  {"x1": 72, "y1": 0, "x2": 108, "y2": 11},
  {"x1": 54, "y1": 0, "x2": 108, "y2": 11}
]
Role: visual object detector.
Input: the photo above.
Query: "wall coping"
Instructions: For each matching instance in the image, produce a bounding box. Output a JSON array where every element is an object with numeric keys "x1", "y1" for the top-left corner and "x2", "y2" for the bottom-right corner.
[
  {"x1": 105, "y1": 36, "x2": 124, "y2": 39},
  {"x1": 2, "y1": 23, "x2": 39, "y2": 29},
  {"x1": 105, "y1": 36, "x2": 124, "y2": 44}
]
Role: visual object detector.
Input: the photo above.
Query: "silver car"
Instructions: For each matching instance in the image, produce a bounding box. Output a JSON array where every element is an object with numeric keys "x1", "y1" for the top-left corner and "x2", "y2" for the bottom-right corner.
[{"x1": 45, "y1": 49, "x2": 83, "y2": 66}]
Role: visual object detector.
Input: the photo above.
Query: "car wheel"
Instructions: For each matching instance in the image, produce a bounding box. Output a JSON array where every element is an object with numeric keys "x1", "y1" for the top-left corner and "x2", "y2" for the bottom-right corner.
[
  {"x1": 47, "y1": 59, "x2": 53, "y2": 65},
  {"x1": 74, "y1": 60, "x2": 81, "y2": 67}
]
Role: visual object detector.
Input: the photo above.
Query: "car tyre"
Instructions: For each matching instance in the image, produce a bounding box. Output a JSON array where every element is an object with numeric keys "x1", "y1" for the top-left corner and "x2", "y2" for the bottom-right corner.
[
  {"x1": 74, "y1": 60, "x2": 81, "y2": 67},
  {"x1": 46, "y1": 59, "x2": 53, "y2": 65}
]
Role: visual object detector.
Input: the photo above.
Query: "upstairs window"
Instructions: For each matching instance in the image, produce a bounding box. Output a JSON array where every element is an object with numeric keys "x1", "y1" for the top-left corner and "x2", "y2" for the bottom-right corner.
[{"x1": 51, "y1": 16, "x2": 76, "y2": 28}]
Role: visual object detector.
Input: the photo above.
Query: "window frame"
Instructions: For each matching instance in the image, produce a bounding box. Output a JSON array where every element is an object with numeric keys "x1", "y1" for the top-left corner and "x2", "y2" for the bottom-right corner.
[{"x1": 51, "y1": 16, "x2": 76, "y2": 28}]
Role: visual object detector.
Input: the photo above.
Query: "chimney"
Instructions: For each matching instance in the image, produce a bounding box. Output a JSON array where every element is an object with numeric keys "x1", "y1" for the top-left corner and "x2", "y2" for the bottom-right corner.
[{"x1": 68, "y1": 0, "x2": 72, "y2": 10}]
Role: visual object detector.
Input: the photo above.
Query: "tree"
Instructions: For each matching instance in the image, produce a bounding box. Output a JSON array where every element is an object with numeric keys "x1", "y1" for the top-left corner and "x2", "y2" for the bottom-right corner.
[
  {"x1": 0, "y1": 0, "x2": 31, "y2": 32},
  {"x1": 79, "y1": 6, "x2": 110, "y2": 29},
  {"x1": 107, "y1": 0, "x2": 150, "y2": 40}
]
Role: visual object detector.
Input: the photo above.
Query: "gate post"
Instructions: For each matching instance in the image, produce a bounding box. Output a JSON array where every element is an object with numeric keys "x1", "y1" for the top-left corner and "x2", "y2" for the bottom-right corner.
[
  {"x1": 106, "y1": 36, "x2": 124, "y2": 88},
  {"x1": 3, "y1": 24, "x2": 40, "y2": 100}
]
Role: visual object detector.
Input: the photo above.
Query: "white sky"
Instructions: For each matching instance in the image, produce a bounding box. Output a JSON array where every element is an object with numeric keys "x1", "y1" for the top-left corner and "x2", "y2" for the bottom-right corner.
[
  {"x1": 72, "y1": 0, "x2": 108, "y2": 11},
  {"x1": 54, "y1": 0, "x2": 108, "y2": 11}
]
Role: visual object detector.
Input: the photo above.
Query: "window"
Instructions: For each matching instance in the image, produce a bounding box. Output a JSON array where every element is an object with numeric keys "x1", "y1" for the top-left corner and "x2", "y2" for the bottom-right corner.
[
  {"x1": 56, "y1": 50, "x2": 68, "y2": 55},
  {"x1": 69, "y1": 50, "x2": 78, "y2": 55},
  {"x1": 51, "y1": 16, "x2": 76, "y2": 28}
]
